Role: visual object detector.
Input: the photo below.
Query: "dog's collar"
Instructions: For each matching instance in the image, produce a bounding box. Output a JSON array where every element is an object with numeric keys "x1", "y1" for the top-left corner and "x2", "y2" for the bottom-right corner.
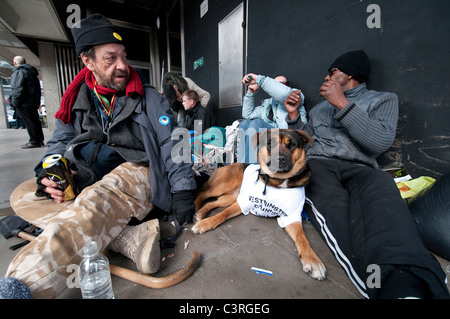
[
  {"x1": 259, "y1": 164, "x2": 310, "y2": 182},
  {"x1": 287, "y1": 164, "x2": 310, "y2": 181},
  {"x1": 257, "y1": 164, "x2": 310, "y2": 195}
]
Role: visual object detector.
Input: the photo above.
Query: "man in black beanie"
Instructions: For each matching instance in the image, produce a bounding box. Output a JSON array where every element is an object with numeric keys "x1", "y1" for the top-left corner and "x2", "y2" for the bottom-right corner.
[
  {"x1": 277, "y1": 50, "x2": 449, "y2": 299},
  {"x1": 72, "y1": 13, "x2": 124, "y2": 56},
  {"x1": 328, "y1": 50, "x2": 370, "y2": 83}
]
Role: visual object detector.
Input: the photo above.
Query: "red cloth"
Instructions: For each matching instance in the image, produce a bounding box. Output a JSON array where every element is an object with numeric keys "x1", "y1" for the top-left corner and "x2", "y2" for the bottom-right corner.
[{"x1": 55, "y1": 66, "x2": 144, "y2": 124}]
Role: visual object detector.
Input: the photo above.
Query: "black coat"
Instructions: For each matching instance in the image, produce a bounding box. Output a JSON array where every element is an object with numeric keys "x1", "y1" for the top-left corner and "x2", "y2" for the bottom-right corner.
[
  {"x1": 184, "y1": 102, "x2": 215, "y2": 134},
  {"x1": 10, "y1": 64, "x2": 41, "y2": 109}
]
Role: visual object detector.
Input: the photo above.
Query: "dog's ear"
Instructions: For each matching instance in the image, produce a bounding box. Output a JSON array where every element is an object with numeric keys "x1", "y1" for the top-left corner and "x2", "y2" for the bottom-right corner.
[
  {"x1": 295, "y1": 130, "x2": 314, "y2": 148},
  {"x1": 251, "y1": 130, "x2": 268, "y2": 149}
]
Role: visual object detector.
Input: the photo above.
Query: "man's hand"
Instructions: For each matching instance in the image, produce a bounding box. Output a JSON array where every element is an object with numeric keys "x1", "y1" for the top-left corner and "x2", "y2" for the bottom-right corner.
[
  {"x1": 242, "y1": 74, "x2": 259, "y2": 94},
  {"x1": 172, "y1": 191, "x2": 195, "y2": 225},
  {"x1": 36, "y1": 169, "x2": 77, "y2": 203},
  {"x1": 40, "y1": 178, "x2": 65, "y2": 203},
  {"x1": 284, "y1": 90, "x2": 303, "y2": 120},
  {"x1": 247, "y1": 83, "x2": 259, "y2": 94},
  {"x1": 319, "y1": 80, "x2": 349, "y2": 110},
  {"x1": 242, "y1": 73, "x2": 258, "y2": 86}
]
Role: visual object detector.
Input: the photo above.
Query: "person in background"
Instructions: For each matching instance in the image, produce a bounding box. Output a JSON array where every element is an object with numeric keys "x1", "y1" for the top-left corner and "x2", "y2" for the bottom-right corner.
[
  {"x1": 8, "y1": 95, "x2": 26, "y2": 129},
  {"x1": 10, "y1": 56, "x2": 45, "y2": 148},
  {"x1": 238, "y1": 74, "x2": 306, "y2": 163},
  {"x1": 182, "y1": 90, "x2": 215, "y2": 135},
  {"x1": 162, "y1": 71, "x2": 211, "y2": 127}
]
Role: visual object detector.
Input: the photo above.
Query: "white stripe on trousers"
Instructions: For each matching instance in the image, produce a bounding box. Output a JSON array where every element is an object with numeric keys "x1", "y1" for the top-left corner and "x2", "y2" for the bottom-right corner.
[{"x1": 306, "y1": 197, "x2": 369, "y2": 299}]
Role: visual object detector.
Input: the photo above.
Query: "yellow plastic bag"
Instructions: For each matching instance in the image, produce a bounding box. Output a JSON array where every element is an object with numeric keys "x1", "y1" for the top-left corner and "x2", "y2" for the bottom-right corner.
[{"x1": 397, "y1": 176, "x2": 436, "y2": 199}]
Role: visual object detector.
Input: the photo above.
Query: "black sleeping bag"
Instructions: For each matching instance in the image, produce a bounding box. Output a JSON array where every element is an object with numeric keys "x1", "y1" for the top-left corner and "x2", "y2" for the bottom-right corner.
[{"x1": 408, "y1": 173, "x2": 450, "y2": 260}]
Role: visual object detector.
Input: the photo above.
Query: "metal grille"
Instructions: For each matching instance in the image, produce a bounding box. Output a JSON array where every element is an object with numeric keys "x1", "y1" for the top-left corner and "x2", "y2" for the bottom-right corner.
[{"x1": 54, "y1": 44, "x2": 82, "y2": 98}]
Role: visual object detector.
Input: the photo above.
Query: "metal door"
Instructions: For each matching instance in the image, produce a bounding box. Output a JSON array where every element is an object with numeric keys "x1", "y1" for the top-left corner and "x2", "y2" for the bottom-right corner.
[{"x1": 218, "y1": 3, "x2": 244, "y2": 108}]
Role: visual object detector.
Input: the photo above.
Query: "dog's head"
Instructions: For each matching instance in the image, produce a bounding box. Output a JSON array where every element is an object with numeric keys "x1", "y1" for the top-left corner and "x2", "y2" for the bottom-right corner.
[{"x1": 252, "y1": 129, "x2": 314, "y2": 179}]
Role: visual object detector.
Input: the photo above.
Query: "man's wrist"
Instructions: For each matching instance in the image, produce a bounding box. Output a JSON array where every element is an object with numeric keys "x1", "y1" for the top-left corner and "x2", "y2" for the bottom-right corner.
[
  {"x1": 335, "y1": 102, "x2": 356, "y2": 121},
  {"x1": 334, "y1": 98, "x2": 350, "y2": 110},
  {"x1": 287, "y1": 110, "x2": 300, "y2": 122},
  {"x1": 256, "y1": 75, "x2": 265, "y2": 86}
]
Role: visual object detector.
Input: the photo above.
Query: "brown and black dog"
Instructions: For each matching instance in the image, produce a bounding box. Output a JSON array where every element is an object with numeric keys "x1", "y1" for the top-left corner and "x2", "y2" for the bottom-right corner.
[{"x1": 192, "y1": 129, "x2": 326, "y2": 281}]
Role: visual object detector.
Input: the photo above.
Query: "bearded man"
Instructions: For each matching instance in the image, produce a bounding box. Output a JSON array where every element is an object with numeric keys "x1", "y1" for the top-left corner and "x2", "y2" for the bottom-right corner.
[{"x1": 1, "y1": 14, "x2": 196, "y2": 299}]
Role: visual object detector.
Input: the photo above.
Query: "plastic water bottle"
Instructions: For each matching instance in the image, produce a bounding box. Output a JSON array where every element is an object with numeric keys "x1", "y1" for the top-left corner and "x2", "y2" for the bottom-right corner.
[{"x1": 79, "y1": 241, "x2": 115, "y2": 299}]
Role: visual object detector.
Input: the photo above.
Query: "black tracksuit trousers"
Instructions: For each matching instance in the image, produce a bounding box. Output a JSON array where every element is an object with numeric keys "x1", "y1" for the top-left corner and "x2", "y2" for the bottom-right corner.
[{"x1": 304, "y1": 158, "x2": 449, "y2": 299}]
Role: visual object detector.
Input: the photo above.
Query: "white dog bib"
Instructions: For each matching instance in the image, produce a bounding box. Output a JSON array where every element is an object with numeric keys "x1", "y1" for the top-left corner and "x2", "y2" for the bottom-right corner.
[{"x1": 237, "y1": 164, "x2": 305, "y2": 228}]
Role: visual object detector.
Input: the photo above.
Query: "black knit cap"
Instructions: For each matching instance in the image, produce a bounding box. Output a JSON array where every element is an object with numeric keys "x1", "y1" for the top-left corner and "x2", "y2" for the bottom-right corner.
[
  {"x1": 71, "y1": 13, "x2": 123, "y2": 55},
  {"x1": 328, "y1": 50, "x2": 370, "y2": 83}
]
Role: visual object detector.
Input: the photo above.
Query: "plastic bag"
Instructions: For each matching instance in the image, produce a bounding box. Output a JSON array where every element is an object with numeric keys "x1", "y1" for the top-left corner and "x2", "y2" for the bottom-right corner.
[
  {"x1": 397, "y1": 176, "x2": 436, "y2": 199},
  {"x1": 191, "y1": 122, "x2": 242, "y2": 177}
]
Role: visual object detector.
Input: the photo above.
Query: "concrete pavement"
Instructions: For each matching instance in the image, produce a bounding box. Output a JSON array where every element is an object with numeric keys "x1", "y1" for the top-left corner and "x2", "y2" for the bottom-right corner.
[
  {"x1": 0, "y1": 128, "x2": 50, "y2": 209},
  {"x1": 0, "y1": 128, "x2": 448, "y2": 301}
]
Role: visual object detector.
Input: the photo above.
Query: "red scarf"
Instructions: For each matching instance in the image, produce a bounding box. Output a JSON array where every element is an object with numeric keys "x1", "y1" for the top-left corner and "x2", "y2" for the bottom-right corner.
[{"x1": 55, "y1": 66, "x2": 144, "y2": 124}]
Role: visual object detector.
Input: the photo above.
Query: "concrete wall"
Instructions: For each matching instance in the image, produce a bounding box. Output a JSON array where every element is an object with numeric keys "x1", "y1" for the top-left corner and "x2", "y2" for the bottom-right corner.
[
  {"x1": 38, "y1": 42, "x2": 60, "y2": 131},
  {"x1": 182, "y1": 0, "x2": 450, "y2": 179},
  {"x1": 0, "y1": 86, "x2": 6, "y2": 129}
]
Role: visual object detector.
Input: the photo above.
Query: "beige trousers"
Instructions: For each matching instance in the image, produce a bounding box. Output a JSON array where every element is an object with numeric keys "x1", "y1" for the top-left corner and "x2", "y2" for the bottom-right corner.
[{"x1": 6, "y1": 162, "x2": 153, "y2": 298}]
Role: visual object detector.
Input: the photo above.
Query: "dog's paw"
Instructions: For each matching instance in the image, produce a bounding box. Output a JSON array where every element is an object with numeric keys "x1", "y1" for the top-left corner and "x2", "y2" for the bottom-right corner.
[
  {"x1": 194, "y1": 212, "x2": 202, "y2": 222},
  {"x1": 191, "y1": 219, "x2": 214, "y2": 234},
  {"x1": 194, "y1": 207, "x2": 209, "y2": 222},
  {"x1": 300, "y1": 254, "x2": 327, "y2": 281}
]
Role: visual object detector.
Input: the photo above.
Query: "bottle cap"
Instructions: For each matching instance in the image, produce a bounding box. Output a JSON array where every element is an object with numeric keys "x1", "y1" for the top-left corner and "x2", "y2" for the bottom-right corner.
[{"x1": 82, "y1": 241, "x2": 99, "y2": 256}]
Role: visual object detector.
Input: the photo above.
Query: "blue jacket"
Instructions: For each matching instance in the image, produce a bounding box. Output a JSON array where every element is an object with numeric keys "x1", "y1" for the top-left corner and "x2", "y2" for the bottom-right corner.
[
  {"x1": 38, "y1": 84, "x2": 196, "y2": 212},
  {"x1": 242, "y1": 75, "x2": 306, "y2": 128}
]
